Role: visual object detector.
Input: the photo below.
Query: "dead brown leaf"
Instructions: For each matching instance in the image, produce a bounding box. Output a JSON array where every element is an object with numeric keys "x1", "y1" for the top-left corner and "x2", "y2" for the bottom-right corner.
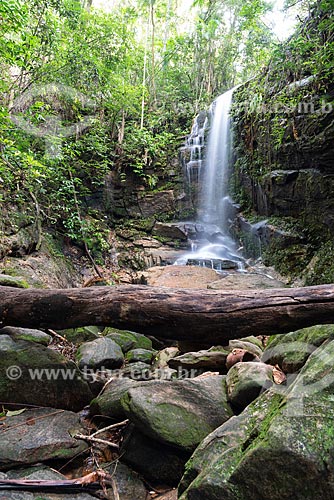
[{"x1": 273, "y1": 365, "x2": 286, "y2": 385}]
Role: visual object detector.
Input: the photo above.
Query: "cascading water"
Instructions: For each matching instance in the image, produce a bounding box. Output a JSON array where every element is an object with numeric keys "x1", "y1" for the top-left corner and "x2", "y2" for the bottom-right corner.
[
  {"x1": 176, "y1": 88, "x2": 244, "y2": 270},
  {"x1": 181, "y1": 112, "x2": 209, "y2": 207},
  {"x1": 201, "y1": 89, "x2": 234, "y2": 228}
]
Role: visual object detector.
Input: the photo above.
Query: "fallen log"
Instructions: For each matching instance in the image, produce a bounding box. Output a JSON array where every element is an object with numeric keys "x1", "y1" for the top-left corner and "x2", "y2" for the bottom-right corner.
[{"x1": 0, "y1": 284, "x2": 334, "y2": 343}]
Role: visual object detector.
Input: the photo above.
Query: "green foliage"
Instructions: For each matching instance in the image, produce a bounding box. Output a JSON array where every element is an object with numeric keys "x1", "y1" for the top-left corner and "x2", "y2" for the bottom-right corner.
[
  {"x1": 121, "y1": 126, "x2": 179, "y2": 186},
  {"x1": 0, "y1": 0, "x2": 289, "y2": 261},
  {"x1": 304, "y1": 242, "x2": 334, "y2": 286}
]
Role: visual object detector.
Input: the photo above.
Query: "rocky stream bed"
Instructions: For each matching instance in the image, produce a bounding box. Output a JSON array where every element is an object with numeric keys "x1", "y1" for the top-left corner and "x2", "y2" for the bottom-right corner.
[{"x1": 1, "y1": 266, "x2": 334, "y2": 500}]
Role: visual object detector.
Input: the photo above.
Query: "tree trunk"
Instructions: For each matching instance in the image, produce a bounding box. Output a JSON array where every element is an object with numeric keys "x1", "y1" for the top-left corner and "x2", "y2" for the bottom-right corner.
[{"x1": 1, "y1": 284, "x2": 334, "y2": 343}]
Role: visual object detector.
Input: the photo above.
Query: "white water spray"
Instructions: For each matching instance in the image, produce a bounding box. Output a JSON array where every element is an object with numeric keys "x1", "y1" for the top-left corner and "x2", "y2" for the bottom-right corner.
[{"x1": 176, "y1": 88, "x2": 244, "y2": 269}]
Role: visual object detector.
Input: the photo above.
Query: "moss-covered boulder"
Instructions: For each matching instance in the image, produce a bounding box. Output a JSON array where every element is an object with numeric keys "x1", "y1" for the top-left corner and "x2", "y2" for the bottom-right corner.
[
  {"x1": 168, "y1": 349, "x2": 228, "y2": 372},
  {"x1": 121, "y1": 361, "x2": 154, "y2": 380},
  {"x1": 0, "y1": 326, "x2": 51, "y2": 346},
  {"x1": 90, "y1": 378, "x2": 148, "y2": 420},
  {"x1": 103, "y1": 328, "x2": 153, "y2": 352},
  {"x1": 0, "y1": 336, "x2": 92, "y2": 411},
  {"x1": 57, "y1": 326, "x2": 100, "y2": 345},
  {"x1": 0, "y1": 274, "x2": 29, "y2": 288},
  {"x1": 179, "y1": 339, "x2": 334, "y2": 500},
  {"x1": 0, "y1": 407, "x2": 88, "y2": 470},
  {"x1": 262, "y1": 324, "x2": 334, "y2": 372},
  {"x1": 121, "y1": 376, "x2": 233, "y2": 452},
  {"x1": 125, "y1": 348, "x2": 155, "y2": 364},
  {"x1": 226, "y1": 362, "x2": 274, "y2": 411},
  {"x1": 76, "y1": 337, "x2": 124, "y2": 370}
]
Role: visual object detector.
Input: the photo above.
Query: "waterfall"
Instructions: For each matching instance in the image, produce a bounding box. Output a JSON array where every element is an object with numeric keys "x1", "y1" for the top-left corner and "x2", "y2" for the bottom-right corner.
[
  {"x1": 176, "y1": 88, "x2": 243, "y2": 270},
  {"x1": 200, "y1": 89, "x2": 234, "y2": 230},
  {"x1": 181, "y1": 112, "x2": 208, "y2": 208}
]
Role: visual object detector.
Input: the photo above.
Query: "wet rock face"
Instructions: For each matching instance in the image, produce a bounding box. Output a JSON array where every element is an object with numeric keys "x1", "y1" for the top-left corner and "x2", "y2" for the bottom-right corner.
[
  {"x1": 242, "y1": 168, "x2": 334, "y2": 226},
  {"x1": 152, "y1": 222, "x2": 188, "y2": 241},
  {"x1": 231, "y1": 18, "x2": 334, "y2": 253}
]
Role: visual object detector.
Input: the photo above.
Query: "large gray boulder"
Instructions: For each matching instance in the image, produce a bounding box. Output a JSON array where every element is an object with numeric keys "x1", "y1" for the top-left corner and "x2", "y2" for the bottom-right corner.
[
  {"x1": 0, "y1": 408, "x2": 87, "y2": 470},
  {"x1": 179, "y1": 339, "x2": 334, "y2": 500},
  {"x1": 0, "y1": 336, "x2": 93, "y2": 411},
  {"x1": 226, "y1": 362, "x2": 274, "y2": 411},
  {"x1": 76, "y1": 337, "x2": 124, "y2": 370},
  {"x1": 90, "y1": 378, "x2": 148, "y2": 419},
  {"x1": 103, "y1": 328, "x2": 153, "y2": 352},
  {"x1": 121, "y1": 376, "x2": 233, "y2": 452},
  {"x1": 152, "y1": 222, "x2": 187, "y2": 241}
]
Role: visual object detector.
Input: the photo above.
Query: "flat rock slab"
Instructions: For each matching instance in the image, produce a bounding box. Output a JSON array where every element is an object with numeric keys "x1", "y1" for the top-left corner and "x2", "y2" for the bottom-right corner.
[
  {"x1": 208, "y1": 272, "x2": 285, "y2": 290},
  {"x1": 143, "y1": 265, "x2": 222, "y2": 289},
  {"x1": 121, "y1": 376, "x2": 233, "y2": 451},
  {"x1": 143, "y1": 266, "x2": 285, "y2": 290},
  {"x1": 0, "y1": 408, "x2": 87, "y2": 470}
]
